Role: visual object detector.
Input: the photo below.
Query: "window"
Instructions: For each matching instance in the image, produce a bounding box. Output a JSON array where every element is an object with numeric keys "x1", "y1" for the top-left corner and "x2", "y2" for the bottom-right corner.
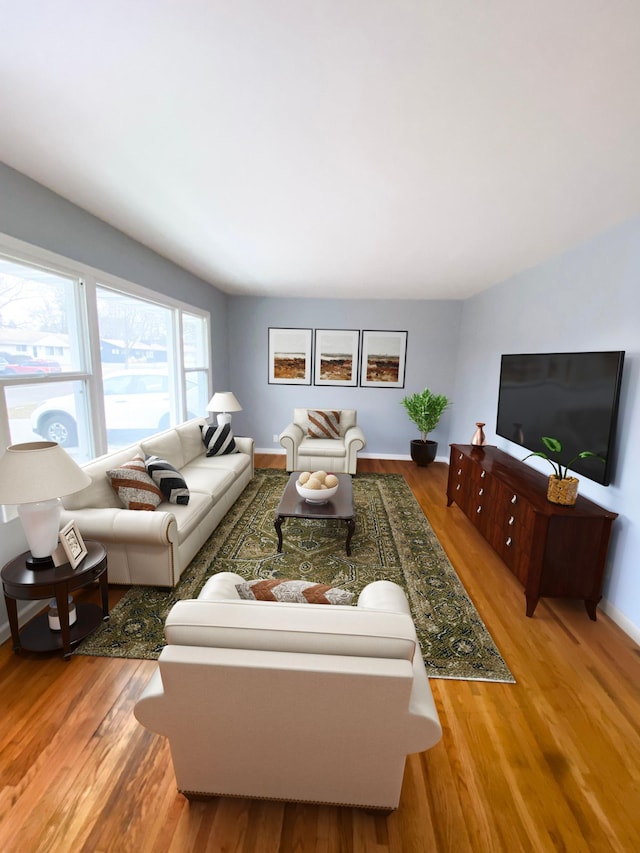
[{"x1": 0, "y1": 236, "x2": 211, "y2": 468}]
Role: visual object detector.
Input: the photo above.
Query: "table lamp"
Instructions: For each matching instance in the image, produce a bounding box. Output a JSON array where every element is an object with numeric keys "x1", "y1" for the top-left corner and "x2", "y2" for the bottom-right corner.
[
  {"x1": 207, "y1": 392, "x2": 242, "y2": 426},
  {"x1": 0, "y1": 441, "x2": 91, "y2": 569}
]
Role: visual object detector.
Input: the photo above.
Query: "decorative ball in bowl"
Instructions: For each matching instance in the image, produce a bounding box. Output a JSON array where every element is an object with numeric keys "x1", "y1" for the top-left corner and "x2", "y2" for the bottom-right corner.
[{"x1": 296, "y1": 470, "x2": 339, "y2": 504}]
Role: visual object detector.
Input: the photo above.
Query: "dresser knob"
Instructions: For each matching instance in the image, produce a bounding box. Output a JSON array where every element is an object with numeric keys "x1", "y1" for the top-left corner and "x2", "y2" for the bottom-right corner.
[
  {"x1": 457, "y1": 468, "x2": 462, "y2": 475},
  {"x1": 476, "y1": 506, "x2": 482, "y2": 514},
  {"x1": 506, "y1": 537, "x2": 512, "y2": 547},
  {"x1": 509, "y1": 516, "x2": 515, "y2": 525},
  {"x1": 480, "y1": 471, "x2": 486, "y2": 479},
  {"x1": 478, "y1": 488, "x2": 484, "y2": 496},
  {"x1": 458, "y1": 453, "x2": 463, "y2": 460},
  {"x1": 511, "y1": 494, "x2": 517, "y2": 504},
  {"x1": 456, "y1": 484, "x2": 461, "y2": 491}
]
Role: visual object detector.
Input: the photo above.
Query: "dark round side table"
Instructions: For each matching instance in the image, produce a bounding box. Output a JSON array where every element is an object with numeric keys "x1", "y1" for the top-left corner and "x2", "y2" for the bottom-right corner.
[{"x1": 1, "y1": 540, "x2": 109, "y2": 660}]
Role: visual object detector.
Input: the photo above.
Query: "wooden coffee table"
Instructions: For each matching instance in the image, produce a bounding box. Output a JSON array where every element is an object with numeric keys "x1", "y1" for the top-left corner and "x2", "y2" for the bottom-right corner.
[{"x1": 274, "y1": 472, "x2": 356, "y2": 555}]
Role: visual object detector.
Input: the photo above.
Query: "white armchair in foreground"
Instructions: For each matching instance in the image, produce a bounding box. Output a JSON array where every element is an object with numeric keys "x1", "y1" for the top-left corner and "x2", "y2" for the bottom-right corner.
[{"x1": 134, "y1": 571, "x2": 442, "y2": 810}]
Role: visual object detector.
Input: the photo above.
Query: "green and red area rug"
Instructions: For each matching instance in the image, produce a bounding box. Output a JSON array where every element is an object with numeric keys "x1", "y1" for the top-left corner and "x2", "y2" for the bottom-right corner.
[{"x1": 75, "y1": 469, "x2": 514, "y2": 682}]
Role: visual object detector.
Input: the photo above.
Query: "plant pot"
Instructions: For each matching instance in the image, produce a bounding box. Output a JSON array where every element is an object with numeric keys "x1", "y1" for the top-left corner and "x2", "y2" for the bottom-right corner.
[
  {"x1": 410, "y1": 439, "x2": 438, "y2": 467},
  {"x1": 547, "y1": 475, "x2": 578, "y2": 506}
]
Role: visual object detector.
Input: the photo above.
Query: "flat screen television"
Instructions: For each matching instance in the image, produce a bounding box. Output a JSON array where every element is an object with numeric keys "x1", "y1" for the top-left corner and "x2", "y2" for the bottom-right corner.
[{"x1": 496, "y1": 351, "x2": 625, "y2": 486}]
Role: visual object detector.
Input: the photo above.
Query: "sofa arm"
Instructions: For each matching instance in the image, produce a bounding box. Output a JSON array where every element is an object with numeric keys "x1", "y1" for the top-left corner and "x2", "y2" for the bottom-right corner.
[
  {"x1": 357, "y1": 580, "x2": 411, "y2": 614},
  {"x1": 60, "y1": 507, "x2": 178, "y2": 547},
  {"x1": 233, "y1": 436, "x2": 254, "y2": 476},
  {"x1": 279, "y1": 423, "x2": 304, "y2": 469},
  {"x1": 344, "y1": 424, "x2": 366, "y2": 472}
]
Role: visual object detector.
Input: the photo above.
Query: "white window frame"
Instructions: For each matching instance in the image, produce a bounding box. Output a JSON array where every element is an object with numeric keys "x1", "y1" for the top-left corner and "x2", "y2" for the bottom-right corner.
[{"x1": 0, "y1": 232, "x2": 211, "y2": 463}]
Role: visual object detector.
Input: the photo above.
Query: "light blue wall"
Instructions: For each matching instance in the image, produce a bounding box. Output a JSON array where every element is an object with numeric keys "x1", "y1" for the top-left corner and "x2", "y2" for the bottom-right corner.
[
  {"x1": 450, "y1": 216, "x2": 640, "y2": 638},
  {"x1": 228, "y1": 296, "x2": 461, "y2": 455}
]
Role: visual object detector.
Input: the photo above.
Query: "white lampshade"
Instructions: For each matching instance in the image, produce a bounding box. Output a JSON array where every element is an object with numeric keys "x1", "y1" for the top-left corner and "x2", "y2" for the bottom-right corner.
[
  {"x1": 207, "y1": 392, "x2": 242, "y2": 426},
  {"x1": 0, "y1": 441, "x2": 91, "y2": 568}
]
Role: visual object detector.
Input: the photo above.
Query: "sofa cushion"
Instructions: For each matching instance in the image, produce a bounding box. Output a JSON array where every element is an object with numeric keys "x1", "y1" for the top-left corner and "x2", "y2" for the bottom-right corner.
[
  {"x1": 63, "y1": 444, "x2": 144, "y2": 510},
  {"x1": 236, "y1": 578, "x2": 354, "y2": 605},
  {"x1": 145, "y1": 455, "x2": 190, "y2": 505},
  {"x1": 201, "y1": 423, "x2": 238, "y2": 456},
  {"x1": 180, "y1": 466, "x2": 236, "y2": 502},
  {"x1": 107, "y1": 455, "x2": 163, "y2": 511},
  {"x1": 307, "y1": 409, "x2": 341, "y2": 439},
  {"x1": 141, "y1": 429, "x2": 185, "y2": 470}
]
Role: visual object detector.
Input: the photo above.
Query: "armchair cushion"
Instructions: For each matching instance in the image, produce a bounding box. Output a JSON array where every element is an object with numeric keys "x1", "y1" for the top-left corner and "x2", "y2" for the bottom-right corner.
[
  {"x1": 306, "y1": 409, "x2": 341, "y2": 439},
  {"x1": 235, "y1": 578, "x2": 354, "y2": 605}
]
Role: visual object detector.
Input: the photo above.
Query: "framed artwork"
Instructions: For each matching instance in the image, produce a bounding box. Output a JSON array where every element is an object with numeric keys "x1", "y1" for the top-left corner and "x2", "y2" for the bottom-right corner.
[
  {"x1": 360, "y1": 330, "x2": 408, "y2": 388},
  {"x1": 59, "y1": 520, "x2": 88, "y2": 569},
  {"x1": 268, "y1": 327, "x2": 313, "y2": 384},
  {"x1": 313, "y1": 329, "x2": 360, "y2": 386}
]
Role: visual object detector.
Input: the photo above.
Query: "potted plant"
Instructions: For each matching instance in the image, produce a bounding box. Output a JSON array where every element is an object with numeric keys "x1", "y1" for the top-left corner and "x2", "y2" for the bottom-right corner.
[
  {"x1": 401, "y1": 388, "x2": 450, "y2": 466},
  {"x1": 523, "y1": 436, "x2": 605, "y2": 505}
]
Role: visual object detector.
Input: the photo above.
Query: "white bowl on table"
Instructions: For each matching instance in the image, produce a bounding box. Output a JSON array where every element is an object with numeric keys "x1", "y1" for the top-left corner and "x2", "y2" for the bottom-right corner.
[{"x1": 295, "y1": 479, "x2": 339, "y2": 504}]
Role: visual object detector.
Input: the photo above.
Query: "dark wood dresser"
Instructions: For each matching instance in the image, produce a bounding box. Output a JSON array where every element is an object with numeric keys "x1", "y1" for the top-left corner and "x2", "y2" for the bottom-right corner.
[{"x1": 446, "y1": 444, "x2": 618, "y2": 619}]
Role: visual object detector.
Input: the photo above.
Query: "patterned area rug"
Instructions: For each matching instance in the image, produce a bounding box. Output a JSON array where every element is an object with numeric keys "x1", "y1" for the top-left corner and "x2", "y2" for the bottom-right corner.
[{"x1": 75, "y1": 469, "x2": 514, "y2": 682}]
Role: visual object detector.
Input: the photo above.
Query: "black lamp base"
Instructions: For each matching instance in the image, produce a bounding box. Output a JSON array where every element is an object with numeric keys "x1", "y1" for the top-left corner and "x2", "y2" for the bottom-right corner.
[{"x1": 25, "y1": 554, "x2": 55, "y2": 570}]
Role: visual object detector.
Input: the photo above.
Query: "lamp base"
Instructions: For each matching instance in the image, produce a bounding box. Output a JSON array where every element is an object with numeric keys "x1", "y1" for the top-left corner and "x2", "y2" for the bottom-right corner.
[
  {"x1": 26, "y1": 554, "x2": 55, "y2": 570},
  {"x1": 216, "y1": 412, "x2": 232, "y2": 426}
]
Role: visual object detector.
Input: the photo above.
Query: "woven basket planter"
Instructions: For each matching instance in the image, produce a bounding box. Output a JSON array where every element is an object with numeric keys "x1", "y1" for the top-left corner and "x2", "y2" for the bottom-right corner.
[{"x1": 547, "y1": 475, "x2": 578, "y2": 506}]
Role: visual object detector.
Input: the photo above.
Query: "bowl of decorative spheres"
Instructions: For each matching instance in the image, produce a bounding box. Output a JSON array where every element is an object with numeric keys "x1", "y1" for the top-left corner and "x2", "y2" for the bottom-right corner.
[{"x1": 295, "y1": 473, "x2": 339, "y2": 504}]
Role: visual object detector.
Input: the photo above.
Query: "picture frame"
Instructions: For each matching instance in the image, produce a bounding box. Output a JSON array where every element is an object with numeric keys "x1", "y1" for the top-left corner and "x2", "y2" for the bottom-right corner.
[
  {"x1": 59, "y1": 520, "x2": 88, "y2": 569},
  {"x1": 313, "y1": 329, "x2": 360, "y2": 386},
  {"x1": 268, "y1": 327, "x2": 313, "y2": 385},
  {"x1": 359, "y1": 330, "x2": 408, "y2": 388}
]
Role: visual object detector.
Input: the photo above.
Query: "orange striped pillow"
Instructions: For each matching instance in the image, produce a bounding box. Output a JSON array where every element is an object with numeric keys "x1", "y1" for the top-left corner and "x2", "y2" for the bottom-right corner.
[
  {"x1": 107, "y1": 454, "x2": 163, "y2": 511},
  {"x1": 236, "y1": 578, "x2": 354, "y2": 605},
  {"x1": 306, "y1": 409, "x2": 341, "y2": 439}
]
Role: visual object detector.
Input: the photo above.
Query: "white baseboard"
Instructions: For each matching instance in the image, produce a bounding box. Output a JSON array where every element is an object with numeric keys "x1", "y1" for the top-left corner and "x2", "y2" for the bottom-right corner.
[
  {"x1": 255, "y1": 448, "x2": 449, "y2": 463},
  {"x1": 598, "y1": 599, "x2": 640, "y2": 645}
]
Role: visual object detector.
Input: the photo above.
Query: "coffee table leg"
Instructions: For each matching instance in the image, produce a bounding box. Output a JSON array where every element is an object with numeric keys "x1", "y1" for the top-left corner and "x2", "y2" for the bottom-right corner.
[
  {"x1": 345, "y1": 519, "x2": 355, "y2": 556},
  {"x1": 274, "y1": 515, "x2": 284, "y2": 553}
]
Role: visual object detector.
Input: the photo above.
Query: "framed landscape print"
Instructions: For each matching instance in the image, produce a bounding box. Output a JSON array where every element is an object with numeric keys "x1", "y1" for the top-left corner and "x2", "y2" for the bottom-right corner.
[
  {"x1": 313, "y1": 329, "x2": 360, "y2": 386},
  {"x1": 360, "y1": 330, "x2": 408, "y2": 388},
  {"x1": 268, "y1": 327, "x2": 313, "y2": 384}
]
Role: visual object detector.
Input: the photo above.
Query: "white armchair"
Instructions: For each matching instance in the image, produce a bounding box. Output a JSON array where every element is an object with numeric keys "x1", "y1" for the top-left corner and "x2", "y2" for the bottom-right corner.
[
  {"x1": 279, "y1": 407, "x2": 366, "y2": 474},
  {"x1": 134, "y1": 571, "x2": 442, "y2": 810}
]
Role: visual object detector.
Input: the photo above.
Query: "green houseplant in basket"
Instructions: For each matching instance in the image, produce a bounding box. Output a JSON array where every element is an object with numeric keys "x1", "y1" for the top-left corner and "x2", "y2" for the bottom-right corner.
[
  {"x1": 523, "y1": 436, "x2": 605, "y2": 505},
  {"x1": 401, "y1": 388, "x2": 450, "y2": 466}
]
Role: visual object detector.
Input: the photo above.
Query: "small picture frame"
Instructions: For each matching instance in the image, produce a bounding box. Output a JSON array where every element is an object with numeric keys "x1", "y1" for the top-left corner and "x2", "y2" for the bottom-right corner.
[{"x1": 59, "y1": 520, "x2": 88, "y2": 569}]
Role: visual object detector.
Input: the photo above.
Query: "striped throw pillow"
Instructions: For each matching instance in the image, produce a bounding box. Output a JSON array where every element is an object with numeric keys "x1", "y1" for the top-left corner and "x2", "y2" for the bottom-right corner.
[
  {"x1": 306, "y1": 409, "x2": 341, "y2": 439},
  {"x1": 235, "y1": 578, "x2": 354, "y2": 605},
  {"x1": 145, "y1": 455, "x2": 190, "y2": 505},
  {"x1": 107, "y1": 454, "x2": 163, "y2": 511},
  {"x1": 200, "y1": 423, "x2": 238, "y2": 456}
]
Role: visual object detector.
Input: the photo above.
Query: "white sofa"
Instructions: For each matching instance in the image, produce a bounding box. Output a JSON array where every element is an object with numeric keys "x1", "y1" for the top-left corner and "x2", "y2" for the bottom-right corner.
[
  {"x1": 279, "y1": 408, "x2": 366, "y2": 474},
  {"x1": 134, "y1": 571, "x2": 442, "y2": 810},
  {"x1": 60, "y1": 420, "x2": 254, "y2": 587}
]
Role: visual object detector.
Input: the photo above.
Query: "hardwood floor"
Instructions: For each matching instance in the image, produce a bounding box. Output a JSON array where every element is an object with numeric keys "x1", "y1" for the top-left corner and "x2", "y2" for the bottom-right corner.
[{"x1": 1, "y1": 455, "x2": 638, "y2": 852}]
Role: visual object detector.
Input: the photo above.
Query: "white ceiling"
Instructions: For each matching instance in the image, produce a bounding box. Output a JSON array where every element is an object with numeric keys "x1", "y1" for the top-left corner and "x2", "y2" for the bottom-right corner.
[{"x1": 1, "y1": 1, "x2": 640, "y2": 300}]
